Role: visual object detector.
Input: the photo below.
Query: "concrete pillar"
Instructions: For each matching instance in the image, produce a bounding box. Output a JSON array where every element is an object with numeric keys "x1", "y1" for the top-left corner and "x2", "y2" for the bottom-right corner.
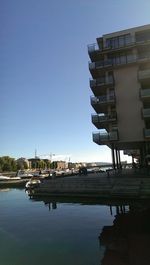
[
  {"x1": 111, "y1": 144, "x2": 116, "y2": 169},
  {"x1": 115, "y1": 148, "x2": 119, "y2": 169},
  {"x1": 118, "y1": 150, "x2": 121, "y2": 168}
]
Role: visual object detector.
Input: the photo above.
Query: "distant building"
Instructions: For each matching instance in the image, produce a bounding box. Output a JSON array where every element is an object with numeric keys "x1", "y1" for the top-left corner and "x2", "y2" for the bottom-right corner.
[
  {"x1": 56, "y1": 161, "x2": 68, "y2": 170},
  {"x1": 28, "y1": 158, "x2": 41, "y2": 169},
  {"x1": 88, "y1": 24, "x2": 150, "y2": 168},
  {"x1": 16, "y1": 157, "x2": 29, "y2": 169}
]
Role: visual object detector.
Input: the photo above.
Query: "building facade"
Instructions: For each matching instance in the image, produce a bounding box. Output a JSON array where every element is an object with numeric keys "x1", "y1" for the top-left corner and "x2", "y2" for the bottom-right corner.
[
  {"x1": 16, "y1": 157, "x2": 30, "y2": 169},
  {"x1": 88, "y1": 24, "x2": 150, "y2": 168}
]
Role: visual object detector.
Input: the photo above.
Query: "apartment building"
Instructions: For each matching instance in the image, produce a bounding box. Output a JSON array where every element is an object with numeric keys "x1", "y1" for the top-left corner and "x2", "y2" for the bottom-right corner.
[{"x1": 88, "y1": 24, "x2": 150, "y2": 168}]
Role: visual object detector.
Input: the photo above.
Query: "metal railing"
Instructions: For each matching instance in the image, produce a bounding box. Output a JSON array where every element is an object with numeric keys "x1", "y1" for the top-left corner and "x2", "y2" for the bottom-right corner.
[
  {"x1": 92, "y1": 113, "x2": 117, "y2": 123},
  {"x1": 89, "y1": 59, "x2": 113, "y2": 70},
  {"x1": 88, "y1": 36, "x2": 150, "y2": 55},
  {"x1": 138, "y1": 69, "x2": 150, "y2": 80},
  {"x1": 88, "y1": 43, "x2": 101, "y2": 53},
  {"x1": 90, "y1": 76, "x2": 114, "y2": 88},
  {"x1": 144, "y1": 128, "x2": 150, "y2": 137},
  {"x1": 88, "y1": 36, "x2": 136, "y2": 54},
  {"x1": 91, "y1": 94, "x2": 115, "y2": 105},
  {"x1": 142, "y1": 108, "x2": 150, "y2": 118},
  {"x1": 140, "y1": 88, "x2": 150, "y2": 98},
  {"x1": 93, "y1": 130, "x2": 119, "y2": 142},
  {"x1": 89, "y1": 55, "x2": 137, "y2": 70}
]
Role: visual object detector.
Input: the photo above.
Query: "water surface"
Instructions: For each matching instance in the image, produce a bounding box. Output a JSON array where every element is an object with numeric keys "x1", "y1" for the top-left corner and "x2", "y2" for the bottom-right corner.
[{"x1": 0, "y1": 189, "x2": 115, "y2": 265}]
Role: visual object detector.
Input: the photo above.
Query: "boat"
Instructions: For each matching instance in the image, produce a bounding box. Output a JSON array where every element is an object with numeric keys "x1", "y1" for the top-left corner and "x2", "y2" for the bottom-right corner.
[
  {"x1": 0, "y1": 175, "x2": 10, "y2": 181},
  {"x1": 16, "y1": 170, "x2": 33, "y2": 179},
  {"x1": 0, "y1": 174, "x2": 21, "y2": 181},
  {"x1": 25, "y1": 177, "x2": 41, "y2": 190},
  {"x1": 0, "y1": 174, "x2": 27, "y2": 188}
]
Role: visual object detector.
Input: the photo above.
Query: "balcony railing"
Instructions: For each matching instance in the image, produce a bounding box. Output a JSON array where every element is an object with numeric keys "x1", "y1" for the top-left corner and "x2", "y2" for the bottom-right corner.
[
  {"x1": 123, "y1": 150, "x2": 140, "y2": 156},
  {"x1": 144, "y1": 128, "x2": 150, "y2": 138},
  {"x1": 136, "y1": 36, "x2": 150, "y2": 44},
  {"x1": 138, "y1": 53, "x2": 150, "y2": 61},
  {"x1": 142, "y1": 108, "x2": 150, "y2": 118},
  {"x1": 138, "y1": 69, "x2": 150, "y2": 81},
  {"x1": 89, "y1": 55, "x2": 137, "y2": 71},
  {"x1": 93, "y1": 130, "x2": 119, "y2": 143},
  {"x1": 89, "y1": 59, "x2": 113, "y2": 70},
  {"x1": 88, "y1": 36, "x2": 135, "y2": 54},
  {"x1": 88, "y1": 36, "x2": 150, "y2": 56},
  {"x1": 92, "y1": 113, "x2": 117, "y2": 123},
  {"x1": 90, "y1": 76, "x2": 114, "y2": 88},
  {"x1": 88, "y1": 43, "x2": 101, "y2": 53},
  {"x1": 91, "y1": 94, "x2": 115, "y2": 105},
  {"x1": 105, "y1": 36, "x2": 135, "y2": 50},
  {"x1": 140, "y1": 88, "x2": 150, "y2": 98}
]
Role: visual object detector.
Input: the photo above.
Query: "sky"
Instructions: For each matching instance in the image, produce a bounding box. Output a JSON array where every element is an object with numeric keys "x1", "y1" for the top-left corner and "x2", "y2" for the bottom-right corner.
[{"x1": 0, "y1": 0, "x2": 150, "y2": 162}]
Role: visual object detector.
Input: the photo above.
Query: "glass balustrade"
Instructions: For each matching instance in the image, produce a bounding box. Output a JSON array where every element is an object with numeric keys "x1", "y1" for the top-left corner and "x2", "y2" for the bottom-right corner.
[
  {"x1": 92, "y1": 113, "x2": 117, "y2": 123},
  {"x1": 88, "y1": 43, "x2": 100, "y2": 53},
  {"x1": 91, "y1": 94, "x2": 115, "y2": 105},
  {"x1": 93, "y1": 130, "x2": 118, "y2": 143},
  {"x1": 144, "y1": 129, "x2": 150, "y2": 138},
  {"x1": 142, "y1": 108, "x2": 150, "y2": 117},
  {"x1": 138, "y1": 69, "x2": 150, "y2": 80},
  {"x1": 140, "y1": 88, "x2": 150, "y2": 98},
  {"x1": 90, "y1": 76, "x2": 114, "y2": 88}
]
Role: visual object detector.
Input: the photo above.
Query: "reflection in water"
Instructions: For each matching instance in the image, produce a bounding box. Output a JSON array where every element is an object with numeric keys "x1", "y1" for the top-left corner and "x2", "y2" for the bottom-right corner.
[
  {"x1": 44, "y1": 201, "x2": 57, "y2": 211},
  {"x1": 1, "y1": 189, "x2": 150, "y2": 265},
  {"x1": 30, "y1": 196, "x2": 150, "y2": 265},
  {"x1": 0, "y1": 188, "x2": 10, "y2": 192},
  {"x1": 99, "y1": 204, "x2": 150, "y2": 265}
]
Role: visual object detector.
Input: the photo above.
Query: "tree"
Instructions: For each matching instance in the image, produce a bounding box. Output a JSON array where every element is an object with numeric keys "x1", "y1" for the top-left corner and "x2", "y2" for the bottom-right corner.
[
  {"x1": 37, "y1": 160, "x2": 46, "y2": 169},
  {"x1": 0, "y1": 156, "x2": 17, "y2": 172},
  {"x1": 50, "y1": 161, "x2": 57, "y2": 169},
  {"x1": 23, "y1": 161, "x2": 28, "y2": 169}
]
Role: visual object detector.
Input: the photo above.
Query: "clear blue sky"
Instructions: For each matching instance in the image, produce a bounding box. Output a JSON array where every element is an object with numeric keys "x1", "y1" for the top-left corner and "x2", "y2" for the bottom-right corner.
[{"x1": 1, "y1": 0, "x2": 150, "y2": 162}]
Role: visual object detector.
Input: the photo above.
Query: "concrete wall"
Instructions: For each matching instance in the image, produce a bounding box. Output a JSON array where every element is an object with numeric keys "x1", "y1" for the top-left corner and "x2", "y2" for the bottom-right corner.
[{"x1": 114, "y1": 65, "x2": 145, "y2": 142}]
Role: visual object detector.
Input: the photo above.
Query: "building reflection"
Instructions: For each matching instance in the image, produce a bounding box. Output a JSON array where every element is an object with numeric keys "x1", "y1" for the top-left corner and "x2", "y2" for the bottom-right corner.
[
  {"x1": 99, "y1": 204, "x2": 150, "y2": 265},
  {"x1": 29, "y1": 195, "x2": 150, "y2": 264},
  {"x1": 44, "y1": 201, "x2": 57, "y2": 211}
]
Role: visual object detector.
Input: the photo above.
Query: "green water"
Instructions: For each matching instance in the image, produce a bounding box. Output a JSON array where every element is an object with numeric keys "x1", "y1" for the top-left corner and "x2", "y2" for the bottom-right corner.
[{"x1": 0, "y1": 189, "x2": 115, "y2": 265}]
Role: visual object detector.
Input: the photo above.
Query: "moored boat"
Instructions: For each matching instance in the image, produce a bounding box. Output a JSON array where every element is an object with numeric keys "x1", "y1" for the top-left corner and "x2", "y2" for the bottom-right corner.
[
  {"x1": 25, "y1": 177, "x2": 41, "y2": 190},
  {"x1": 0, "y1": 174, "x2": 21, "y2": 181},
  {"x1": 0, "y1": 175, "x2": 10, "y2": 181},
  {"x1": 16, "y1": 170, "x2": 33, "y2": 179}
]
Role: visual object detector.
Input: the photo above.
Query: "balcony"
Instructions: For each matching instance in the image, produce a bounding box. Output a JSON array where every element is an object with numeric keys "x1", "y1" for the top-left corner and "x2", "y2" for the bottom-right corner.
[
  {"x1": 89, "y1": 59, "x2": 113, "y2": 71},
  {"x1": 138, "y1": 69, "x2": 150, "y2": 82},
  {"x1": 93, "y1": 130, "x2": 119, "y2": 145},
  {"x1": 123, "y1": 150, "x2": 140, "y2": 156},
  {"x1": 90, "y1": 75, "x2": 114, "y2": 89},
  {"x1": 138, "y1": 53, "x2": 150, "y2": 63},
  {"x1": 87, "y1": 43, "x2": 103, "y2": 61},
  {"x1": 144, "y1": 129, "x2": 150, "y2": 138},
  {"x1": 92, "y1": 113, "x2": 117, "y2": 129},
  {"x1": 104, "y1": 36, "x2": 135, "y2": 51},
  {"x1": 88, "y1": 43, "x2": 101, "y2": 54},
  {"x1": 136, "y1": 30, "x2": 150, "y2": 44},
  {"x1": 91, "y1": 94, "x2": 116, "y2": 113},
  {"x1": 140, "y1": 88, "x2": 150, "y2": 100},
  {"x1": 88, "y1": 36, "x2": 135, "y2": 55},
  {"x1": 142, "y1": 108, "x2": 150, "y2": 118}
]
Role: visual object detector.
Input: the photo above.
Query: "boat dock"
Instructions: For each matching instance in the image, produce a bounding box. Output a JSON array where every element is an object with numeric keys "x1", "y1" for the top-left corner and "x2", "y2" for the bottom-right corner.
[{"x1": 30, "y1": 169, "x2": 150, "y2": 200}]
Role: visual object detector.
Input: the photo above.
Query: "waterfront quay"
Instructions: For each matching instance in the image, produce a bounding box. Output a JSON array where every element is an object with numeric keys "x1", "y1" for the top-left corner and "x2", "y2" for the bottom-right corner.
[{"x1": 30, "y1": 169, "x2": 150, "y2": 200}]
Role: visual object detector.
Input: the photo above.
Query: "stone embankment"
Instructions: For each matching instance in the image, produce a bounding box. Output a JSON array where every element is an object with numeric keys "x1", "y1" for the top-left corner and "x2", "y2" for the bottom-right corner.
[{"x1": 31, "y1": 170, "x2": 150, "y2": 199}]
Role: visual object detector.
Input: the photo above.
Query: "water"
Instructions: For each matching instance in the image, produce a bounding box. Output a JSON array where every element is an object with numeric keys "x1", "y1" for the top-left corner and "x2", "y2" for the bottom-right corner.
[
  {"x1": 1, "y1": 189, "x2": 150, "y2": 265},
  {"x1": 0, "y1": 188, "x2": 114, "y2": 265}
]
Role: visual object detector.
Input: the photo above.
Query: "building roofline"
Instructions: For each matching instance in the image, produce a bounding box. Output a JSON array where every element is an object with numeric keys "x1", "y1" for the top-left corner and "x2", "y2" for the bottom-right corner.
[{"x1": 97, "y1": 24, "x2": 150, "y2": 41}]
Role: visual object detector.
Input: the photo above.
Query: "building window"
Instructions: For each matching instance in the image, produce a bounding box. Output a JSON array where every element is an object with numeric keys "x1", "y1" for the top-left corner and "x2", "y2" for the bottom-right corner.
[
  {"x1": 108, "y1": 51, "x2": 134, "y2": 65},
  {"x1": 106, "y1": 34, "x2": 132, "y2": 49}
]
